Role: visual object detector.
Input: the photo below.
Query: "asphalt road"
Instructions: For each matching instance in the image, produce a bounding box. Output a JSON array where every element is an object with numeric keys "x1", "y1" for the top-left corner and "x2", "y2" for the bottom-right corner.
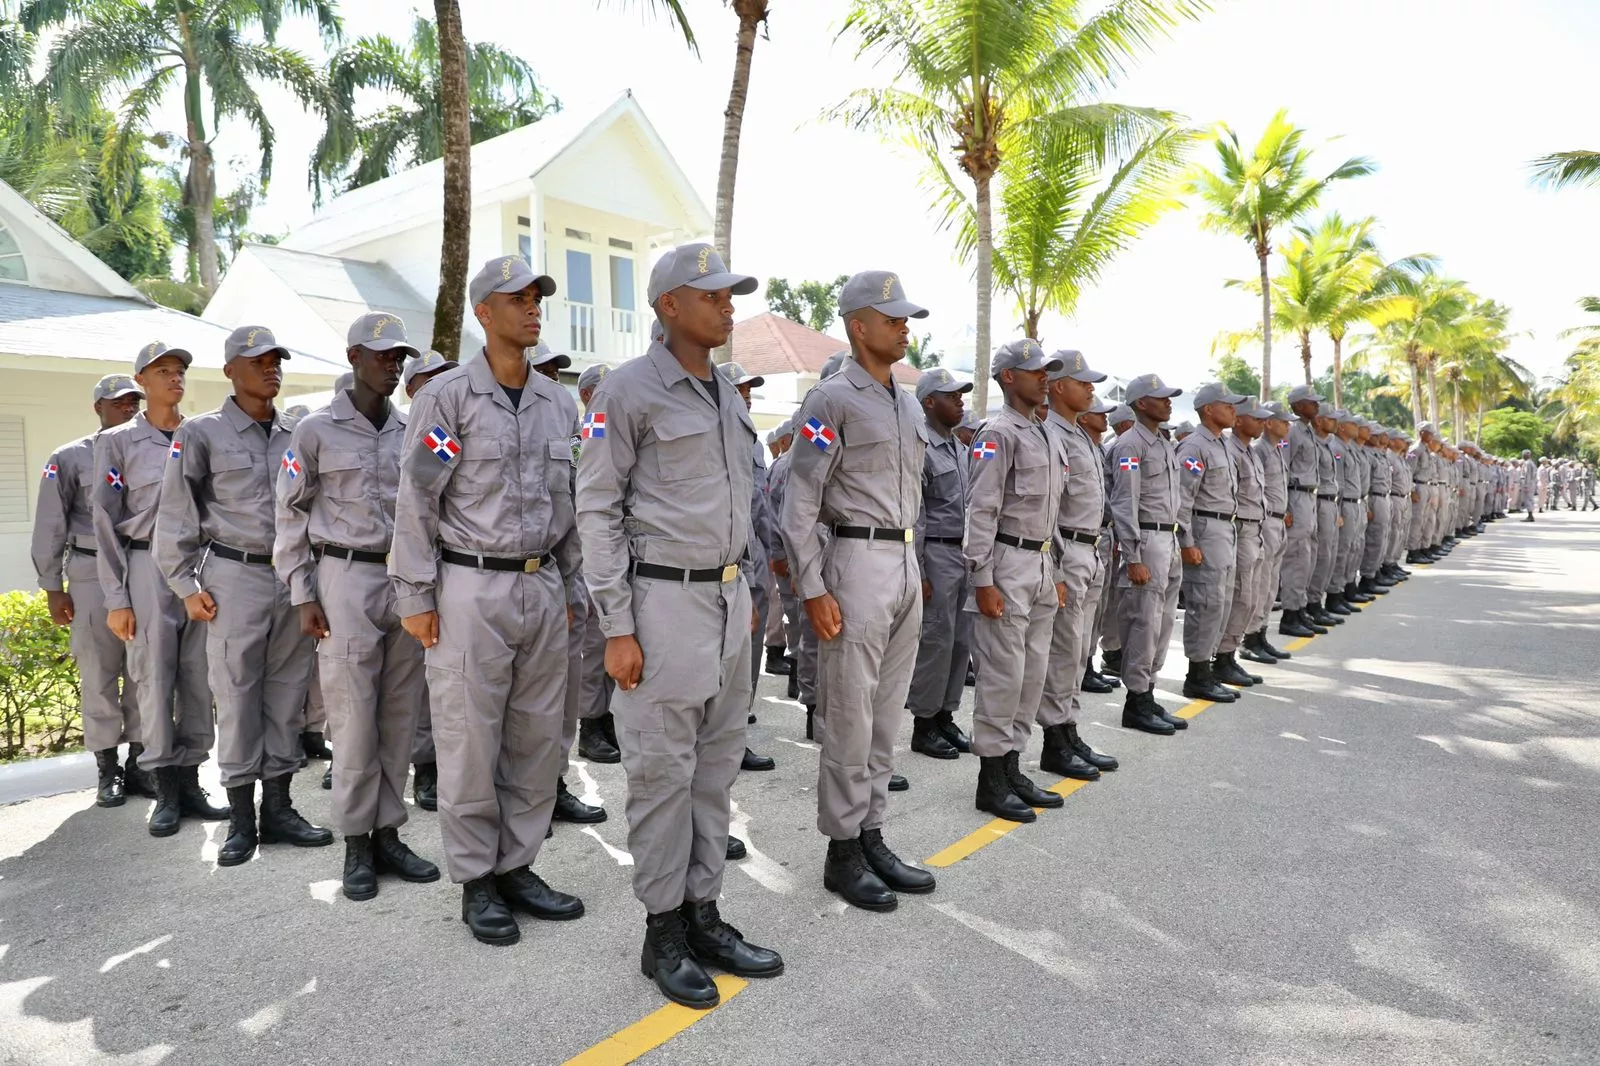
[{"x1": 2, "y1": 511, "x2": 1597, "y2": 1066}]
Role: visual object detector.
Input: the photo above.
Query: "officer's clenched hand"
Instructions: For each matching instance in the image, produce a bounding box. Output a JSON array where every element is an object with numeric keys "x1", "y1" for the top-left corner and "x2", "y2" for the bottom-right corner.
[
  {"x1": 45, "y1": 590, "x2": 74, "y2": 626},
  {"x1": 1056, "y1": 582, "x2": 1069, "y2": 609},
  {"x1": 107, "y1": 607, "x2": 136, "y2": 642},
  {"x1": 1284, "y1": 511, "x2": 1294, "y2": 529},
  {"x1": 1127, "y1": 562, "x2": 1152, "y2": 586},
  {"x1": 299, "y1": 602, "x2": 330, "y2": 640},
  {"x1": 1337, "y1": 515, "x2": 1345, "y2": 528},
  {"x1": 921, "y1": 578, "x2": 932, "y2": 602},
  {"x1": 975, "y1": 585, "x2": 1004, "y2": 619},
  {"x1": 771, "y1": 558, "x2": 789, "y2": 579},
  {"x1": 402, "y1": 610, "x2": 439, "y2": 649},
  {"x1": 1181, "y1": 546, "x2": 1203, "y2": 566},
  {"x1": 184, "y1": 590, "x2": 217, "y2": 622},
  {"x1": 804, "y1": 593, "x2": 843, "y2": 640},
  {"x1": 605, "y1": 635, "x2": 644, "y2": 690}
]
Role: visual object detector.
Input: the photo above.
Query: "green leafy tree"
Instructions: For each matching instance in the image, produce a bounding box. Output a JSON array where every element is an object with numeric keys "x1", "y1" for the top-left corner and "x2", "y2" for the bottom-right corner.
[
  {"x1": 905, "y1": 333, "x2": 941, "y2": 370},
  {"x1": 831, "y1": 0, "x2": 1210, "y2": 414},
  {"x1": 1530, "y1": 150, "x2": 1600, "y2": 191},
  {"x1": 766, "y1": 275, "x2": 848, "y2": 333},
  {"x1": 1479, "y1": 409, "x2": 1547, "y2": 457},
  {"x1": 313, "y1": 13, "x2": 559, "y2": 200},
  {"x1": 1213, "y1": 352, "x2": 1260, "y2": 400},
  {"x1": 1185, "y1": 111, "x2": 1375, "y2": 399}
]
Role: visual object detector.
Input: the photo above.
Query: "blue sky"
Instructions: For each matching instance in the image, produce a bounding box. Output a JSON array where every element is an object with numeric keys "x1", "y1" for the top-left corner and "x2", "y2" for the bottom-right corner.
[{"x1": 227, "y1": 0, "x2": 1598, "y2": 411}]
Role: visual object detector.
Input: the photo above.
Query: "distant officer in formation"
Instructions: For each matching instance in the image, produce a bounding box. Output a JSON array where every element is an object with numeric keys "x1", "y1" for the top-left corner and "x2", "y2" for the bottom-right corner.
[{"x1": 1175, "y1": 383, "x2": 1246, "y2": 703}]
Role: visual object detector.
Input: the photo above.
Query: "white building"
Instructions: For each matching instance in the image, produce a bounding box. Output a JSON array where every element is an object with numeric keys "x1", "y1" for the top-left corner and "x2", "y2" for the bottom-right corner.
[
  {"x1": 0, "y1": 181, "x2": 344, "y2": 592},
  {"x1": 207, "y1": 91, "x2": 712, "y2": 371}
]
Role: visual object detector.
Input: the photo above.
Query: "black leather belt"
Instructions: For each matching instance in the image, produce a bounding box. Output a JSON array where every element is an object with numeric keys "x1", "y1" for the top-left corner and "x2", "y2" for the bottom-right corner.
[
  {"x1": 632, "y1": 561, "x2": 741, "y2": 583},
  {"x1": 924, "y1": 535, "x2": 963, "y2": 545},
  {"x1": 833, "y1": 524, "x2": 913, "y2": 543},
  {"x1": 1236, "y1": 516, "x2": 1262, "y2": 523},
  {"x1": 1058, "y1": 527, "x2": 1100, "y2": 547},
  {"x1": 124, "y1": 538, "x2": 151, "y2": 551},
  {"x1": 1317, "y1": 493, "x2": 1338, "y2": 501},
  {"x1": 209, "y1": 543, "x2": 273, "y2": 566},
  {"x1": 1194, "y1": 509, "x2": 1234, "y2": 523},
  {"x1": 1268, "y1": 510, "x2": 1286, "y2": 519},
  {"x1": 70, "y1": 544, "x2": 98, "y2": 557},
  {"x1": 1139, "y1": 521, "x2": 1179, "y2": 533},
  {"x1": 996, "y1": 532, "x2": 1051, "y2": 552},
  {"x1": 441, "y1": 548, "x2": 552, "y2": 574},
  {"x1": 1290, "y1": 485, "x2": 1317, "y2": 494},
  {"x1": 317, "y1": 544, "x2": 388, "y2": 565}
]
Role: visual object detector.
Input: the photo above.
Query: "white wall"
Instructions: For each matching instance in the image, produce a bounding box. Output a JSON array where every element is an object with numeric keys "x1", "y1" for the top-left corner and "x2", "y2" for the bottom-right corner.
[{"x1": 201, "y1": 249, "x2": 349, "y2": 358}]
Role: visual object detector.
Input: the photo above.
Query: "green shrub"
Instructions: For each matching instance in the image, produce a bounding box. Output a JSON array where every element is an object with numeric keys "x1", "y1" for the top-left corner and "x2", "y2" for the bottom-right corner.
[{"x1": 0, "y1": 591, "x2": 82, "y2": 760}]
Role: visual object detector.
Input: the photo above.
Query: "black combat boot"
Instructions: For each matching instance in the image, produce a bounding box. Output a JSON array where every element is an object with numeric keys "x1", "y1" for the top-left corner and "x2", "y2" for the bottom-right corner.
[
  {"x1": 553, "y1": 778, "x2": 607, "y2": 823},
  {"x1": 859, "y1": 828, "x2": 936, "y2": 894},
  {"x1": 1241, "y1": 631, "x2": 1280, "y2": 663},
  {"x1": 412, "y1": 761, "x2": 438, "y2": 811},
  {"x1": 342, "y1": 833, "x2": 378, "y2": 901},
  {"x1": 372, "y1": 826, "x2": 440, "y2": 883},
  {"x1": 258, "y1": 774, "x2": 333, "y2": 847},
  {"x1": 462, "y1": 877, "x2": 519, "y2": 946},
  {"x1": 147, "y1": 767, "x2": 182, "y2": 837},
  {"x1": 1067, "y1": 723, "x2": 1117, "y2": 771},
  {"x1": 889, "y1": 774, "x2": 909, "y2": 791},
  {"x1": 94, "y1": 748, "x2": 125, "y2": 808},
  {"x1": 974, "y1": 756, "x2": 1036, "y2": 823},
  {"x1": 910, "y1": 715, "x2": 959, "y2": 759},
  {"x1": 496, "y1": 866, "x2": 585, "y2": 920},
  {"x1": 642, "y1": 910, "x2": 716, "y2": 1007},
  {"x1": 1255, "y1": 628, "x2": 1292, "y2": 659},
  {"x1": 123, "y1": 743, "x2": 158, "y2": 798},
  {"x1": 1276, "y1": 610, "x2": 1314, "y2": 639},
  {"x1": 1039, "y1": 724, "x2": 1100, "y2": 781},
  {"x1": 1100, "y1": 649, "x2": 1123, "y2": 677},
  {"x1": 726, "y1": 836, "x2": 746, "y2": 860},
  {"x1": 1080, "y1": 667, "x2": 1115, "y2": 694},
  {"x1": 741, "y1": 748, "x2": 776, "y2": 772},
  {"x1": 1213, "y1": 652, "x2": 1260, "y2": 687},
  {"x1": 1345, "y1": 581, "x2": 1375, "y2": 604},
  {"x1": 177, "y1": 766, "x2": 230, "y2": 820},
  {"x1": 933, "y1": 709, "x2": 972, "y2": 752},
  {"x1": 1182, "y1": 660, "x2": 1234, "y2": 702},
  {"x1": 577, "y1": 717, "x2": 621, "y2": 763},
  {"x1": 1121, "y1": 690, "x2": 1174, "y2": 735},
  {"x1": 300, "y1": 730, "x2": 333, "y2": 760},
  {"x1": 764, "y1": 645, "x2": 792, "y2": 675},
  {"x1": 681, "y1": 899, "x2": 785, "y2": 976},
  {"x1": 217, "y1": 783, "x2": 257, "y2": 866},
  {"x1": 823, "y1": 837, "x2": 898, "y2": 911}
]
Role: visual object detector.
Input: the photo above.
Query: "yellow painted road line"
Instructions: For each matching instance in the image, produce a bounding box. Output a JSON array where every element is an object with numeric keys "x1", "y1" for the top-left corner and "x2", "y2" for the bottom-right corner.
[
  {"x1": 925, "y1": 778, "x2": 1093, "y2": 867},
  {"x1": 1174, "y1": 698, "x2": 1212, "y2": 720},
  {"x1": 564, "y1": 975, "x2": 749, "y2": 1066},
  {"x1": 1283, "y1": 636, "x2": 1313, "y2": 652}
]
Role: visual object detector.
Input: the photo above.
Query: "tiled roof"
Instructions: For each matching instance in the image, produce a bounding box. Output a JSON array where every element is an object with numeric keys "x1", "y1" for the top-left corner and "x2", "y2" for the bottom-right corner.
[{"x1": 732, "y1": 312, "x2": 923, "y2": 385}]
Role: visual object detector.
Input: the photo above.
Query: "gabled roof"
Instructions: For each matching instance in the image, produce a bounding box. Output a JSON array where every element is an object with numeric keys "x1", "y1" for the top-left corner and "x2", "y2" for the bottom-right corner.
[
  {"x1": 733, "y1": 313, "x2": 923, "y2": 386},
  {"x1": 0, "y1": 180, "x2": 145, "y2": 300},
  {"x1": 0, "y1": 285, "x2": 347, "y2": 375},
  {"x1": 282, "y1": 92, "x2": 711, "y2": 254},
  {"x1": 236, "y1": 243, "x2": 442, "y2": 352}
]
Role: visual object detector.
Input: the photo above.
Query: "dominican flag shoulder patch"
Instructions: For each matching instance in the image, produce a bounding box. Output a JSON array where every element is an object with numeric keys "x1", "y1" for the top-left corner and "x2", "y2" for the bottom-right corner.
[
  {"x1": 424, "y1": 426, "x2": 461, "y2": 464},
  {"x1": 282, "y1": 449, "x2": 302, "y2": 479},
  {"x1": 581, "y1": 412, "x2": 606, "y2": 440},
  {"x1": 800, "y1": 417, "x2": 836, "y2": 451},
  {"x1": 169, "y1": 439, "x2": 183, "y2": 460},
  {"x1": 1183, "y1": 456, "x2": 1205, "y2": 475},
  {"x1": 972, "y1": 441, "x2": 997, "y2": 461},
  {"x1": 1276, "y1": 439, "x2": 1289, "y2": 449},
  {"x1": 106, "y1": 467, "x2": 124, "y2": 492},
  {"x1": 42, "y1": 462, "x2": 58, "y2": 480},
  {"x1": 1118, "y1": 456, "x2": 1140, "y2": 472}
]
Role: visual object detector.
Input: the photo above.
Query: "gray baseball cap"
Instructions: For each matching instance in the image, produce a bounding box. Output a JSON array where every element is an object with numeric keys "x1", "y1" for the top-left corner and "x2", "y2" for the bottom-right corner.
[
  {"x1": 346, "y1": 312, "x2": 421, "y2": 358},
  {"x1": 1124, "y1": 373, "x2": 1182, "y2": 403},
  {"x1": 820, "y1": 350, "x2": 851, "y2": 380},
  {"x1": 1084, "y1": 398, "x2": 1117, "y2": 415},
  {"x1": 1045, "y1": 349, "x2": 1107, "y2": 383},
  {"x1": 647, "y1": 243, "x2": 757, "y2": 305},
  {"x1": 992, "y1": 339, "x2": 1061, "y2": 377},
  {"x1": 915, "y1": 367, "x2": 973, "y2": 401},
  {"x1": 1173, "y1": 420, "x2": 1197, "y2": 436},
  {"x1": 1261, "y1": 400, "x2": 1289, "y2": 421},
  {"x1": 958, "y1": 409, "x2": 983, "y2": 430},
  {"x1": 94, "y1": 373, "x2": 143, "y2": 401},
  {"x1": 1108, "y1": 403, "x2": 1135, "y2": 425},
  {"x1": 1287, "y1": 384, "x2": 1324, "y2": 405},
  {"x1": 334, "y1": 372, "x2": 354, "y2": 391},
  {"x1": 133, "y1": 340, "x2": 193, "y2": 373},
  {"x1": 529, "y1": 342, "x2": 572, "y2": 370},
  {"x1": 765, "y1": 419, "x2": 793, "y2": 445},
  {"x1": 402, "y1": 350, "x2": 451, "y2": 387},
  {"x1": 1334, "y1": 408, "x2": 1359, "y2": 423},
  {"x1": 1237, "y1": 402, "x2": 1273, "y2": 420},
  {"x1": 578, "y1": 364, "x2": 610, "y2": 392},
  {"x1": 469, "y1": 256, "x2": 557, "y2": 306},
  {"x1": 837, "y1": 270, "x2": 929, "y2": 320},
  {"x1": 719, "y1": 361, "x2": 765, "y2": 389},
  {"x1": 1192, "y1": 382, "x2": 1248, "y2": 409},
  {"x1": 224, "y1": 325, "x2": 290, "y2": 363}
]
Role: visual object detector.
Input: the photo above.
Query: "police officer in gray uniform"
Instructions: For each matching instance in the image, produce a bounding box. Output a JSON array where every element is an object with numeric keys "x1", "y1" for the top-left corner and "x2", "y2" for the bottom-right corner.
[
  {"x1": 1359, "y1": 422, "x2": 1395, "y2": 597},
  {"x1": 907, "y1": 367, "x2": 975, "y2": 761},
  {"x1": 965, "y1": 339, "x2": 1069, "y2": 821},
  {"x1": 1277, "y1": 385, "x2": 1324, "y2": 637},
  {"x1": 1308, "y1": 403, "x2": 1346, "y2": 624},
  {"x1": 1215, "y1": 400, "x2": 1271, "y2": 683},
  {"x1": 35, "y1": 374, "x2": 149, "y2": 807},
  {"x1": 1036, "y1": 352, "x2": 1119, "y2": 781},
  {"x1": 275, "y1": 313, "x2": 440, "y2": 899},
  {"x1": 1175, "y1": 383, "x2": 1245, "y2": 702},
  {"x1": 780, "y1": 272, "x2": 936, "y2": 911},
  {"x1": 1096, "y1": 403, "x2": 1136, "y2": 678},
  {"x1": 1247, "y1": 402, "x2": 1295, "y2": 660},
  {"x1": 1327, "y1": 410, "x2": 1367, "y2": 613},
  {"x1": 571, "y1": 362, "x2": 622, "y2": 766},
  {"x1": 578, "y1": 243, "x2": 782, "y2": 1008},
  {"x1": 94, "y1": 343, "x2": 228, "y2": 836},
  {"x1": 157, "y1": 327, "x2": 330, "y2": 865},
  {"x1": 1109, "y1": 375, "x2": 1187, "y2": 734},
  {"x1": 392, "y1": 257, "x2": 585, "y2": 945},
  {"x1": 1078, "y1": 399, "x2": 1122, "y2": 692}
]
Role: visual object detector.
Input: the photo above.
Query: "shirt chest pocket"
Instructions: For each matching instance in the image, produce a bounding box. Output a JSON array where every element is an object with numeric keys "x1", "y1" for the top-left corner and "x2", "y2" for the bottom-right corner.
[
  {"x1": 926, "y1": 450, "x2": 959, "y2": 499},
  {"x1": 1012, "y1": 456, "x2": 1048, "y2": 497},
  {"x1": 652, "y1": 415, "x2": 719, "y2": 482},
  {"x1": 455, "y1": 439, "x2": 503, "y2": 493},
  {"x1": 547, "y1": 438, "x2": 574, "y2": 495},
  {"x1": 124, "y1": 453, "x2": 165, "y2": 509},
  {"x1": 210, "y1": 451, "x2": 262, "y2": 501},
  {"x1": 320, "y1": 450, "x2": 368, "y2": 501},
  {"x1": 841, "y1": 422, "x2": 895, "y2": 473}
]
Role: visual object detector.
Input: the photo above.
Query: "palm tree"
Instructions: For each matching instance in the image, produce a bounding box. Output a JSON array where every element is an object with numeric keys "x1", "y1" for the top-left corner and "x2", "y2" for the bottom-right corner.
[
  {"x1": 607, "y1": 0, "x2": 698, "y2": 49},
  {"x1": 992, "y1": 124, "x2": 1194, "y2": 340},
  {"x1": 1360, "y1": 267, "x2": 1473, "y2": 427},
  {"x1": 712, "y1": 1, "x2": 769, "y2": 273},
  {"x1": 15, "y1": 0, "x2": 338, "y2": 295},
  {"x1": 1531, "y1": 150, "x2": 1600, "y2": 190},
  {"x1": 314, "y1": 14, "x2": 558, "y2": 201},
  {"x1": 1185, "y1": 111, "x2": 1375, "y2": 400},
  {"x1": 433, "y1": 0, "x2": 470, "y2": 361},
  {"x1": 832, "y1": 0, "x2": 1209, "y2": 415}
]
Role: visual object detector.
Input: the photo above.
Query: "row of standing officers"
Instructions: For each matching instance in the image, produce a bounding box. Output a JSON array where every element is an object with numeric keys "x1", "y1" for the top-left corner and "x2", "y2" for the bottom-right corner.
[{"x1": 31, "y1": 245, "x2": 1515, "y2": 1012}]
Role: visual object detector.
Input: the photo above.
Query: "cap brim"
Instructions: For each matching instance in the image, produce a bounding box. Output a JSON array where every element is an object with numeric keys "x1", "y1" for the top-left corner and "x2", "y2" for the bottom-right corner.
[
  {"x1": 871, "y1": 299, "x2": 930, "y2": 320},
  {"x1": 530, "y1": 353, "x2": 573, "y2": 369},
  {"x1": 101, "y1": 386, "x2": 145, "y2": 400},
  {"x1": 1087, "y1": 400, "x2": 1117, "y2": 414},
  {"x1": 363, "y1": 338, "x2": 422, "y2": 358},
  {"x1": 685, "y1": 272, "x2": 759, "y2": 297},
  {"x1": 139, "y1": 347, "x2": 193, "y2": 370},
  {"x1": 237, "y1": 344, "x2": 291, "y2": 360},
  {"x1": 731, "y1": 374, "x2": 766, "y2": 388},
  {"x1": 1149, "y1": 386, "x2": 1182, "y2": 399},
  {"x1": 1067, "y1": 368, "x2": 1109, "y2": 383}
]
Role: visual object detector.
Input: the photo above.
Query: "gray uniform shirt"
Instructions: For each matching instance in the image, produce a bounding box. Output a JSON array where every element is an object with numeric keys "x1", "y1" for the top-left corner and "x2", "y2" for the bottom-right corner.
[
  {"x1": 273, "y1": 389, "x2": 408, "y2": 607},
  {"x1": 780, "y1": 357, "x2": 924, "y2": 601},
  {"x1": 1176, "y1": 426, "x2": 1239, "y2": 547},
  {"x1": 964, "y1": 404, "x2": 1069, "y2": 587},
  {"x1": 391, "y1": 354, "x2": 580, "y2": 618},
  {"x1": 1287, "y1": 420, "x2": 1319, "y2": 491},
  {"x1": 92, "y1": 413, "x2": 178, "y2": 611},
  {"x1": 1109, "y1": 421, "x2": 1179, "y2": 566},
  {"x1": 1046, "y1": 410, "x2": 1105, "y2": 534},
  {"x1": 1336, "y1": 436, "x2": 1361, "y2": 501},
  {"x1": 1316, "y1": 431, "x2": 1339, "y2": 496},
  {"x1": 1226, "y1": 433, "x2": 1265, "y2": 521},
  {"x1": 1367, "y1": 444, "x2": 1392, "y2": 498},
  {"x1": 157, "y1": 397, "x2": 300, "y2": 599},
  {"x1": 916, "y1": 417, "x2": 969, "y2": 562},
  {"x1": 576, "y1": 342, "x2": 756, "y2": 638},
  {"x1": 1254, "y1": 435, "x2": 1289, "y2": 515},
  {"x1": 31, "y1": 433, "x2": 97, "y2": 592}
]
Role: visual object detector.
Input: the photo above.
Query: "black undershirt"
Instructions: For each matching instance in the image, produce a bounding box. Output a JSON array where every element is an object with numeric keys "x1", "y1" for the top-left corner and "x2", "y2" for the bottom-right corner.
[
  {"x1": 694, "y1": 373, "x2": 718, "y2": 404},
  {"x1": 501, "y1": 384, "x2": 523, "y2": 410}
]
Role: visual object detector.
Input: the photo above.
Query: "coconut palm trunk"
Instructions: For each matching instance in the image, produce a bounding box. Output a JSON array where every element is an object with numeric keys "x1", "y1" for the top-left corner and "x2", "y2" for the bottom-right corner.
[
  {"x1": 1298, "y1": 330, "x2": 1312, "y2": 386},
  {"x1": 1331, "y1": 334, "x2": 1343, "y2": 407},
  {"x1": 432, "y1": 0, "x2": 471, "y2": 361},
  {"x1": 1427, "y1": 360, "x2": 1439, "y2": 428},
  {"x1": 973, "y1": 169, "x2": 994, "y2": 415},
  {"x1": 1257, "y1": 240, "x2": 1272, "y2": 400},
  {"x1": 1452, "y1": 380, "x2": 1464, "y2": 445},
  {"x1": 179, "y1": 55, "x2": 222, "y2": 294},
  {"x1": 1408, "y1": 347, "x2": 1425, "y2": 426},
  {"x1": 711, "y1": 1, "x2": 767, "y2": 362}
]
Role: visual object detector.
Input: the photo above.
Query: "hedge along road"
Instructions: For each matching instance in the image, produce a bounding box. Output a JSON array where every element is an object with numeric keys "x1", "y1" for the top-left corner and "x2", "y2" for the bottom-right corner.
[{"x1": 0, "y1": 512, "x2": 1597, "y2": 1065}]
